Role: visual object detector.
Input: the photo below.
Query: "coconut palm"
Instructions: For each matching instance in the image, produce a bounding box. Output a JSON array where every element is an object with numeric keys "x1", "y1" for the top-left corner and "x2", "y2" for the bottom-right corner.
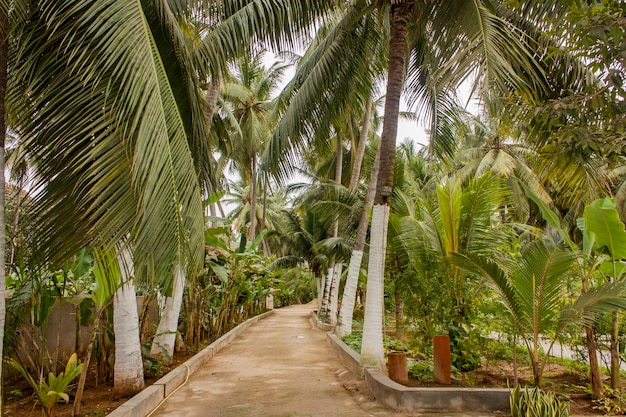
[
  {"x1": 221, "y1": 53, "x2": 288, "y2": 243},
  {"x1": 454, "y1": 236, "x2": 626, "y2": 386},
  {"x1": 264, "y1": 0, "x2": 577, "y2": 369},
  {"x1": 1, "y1": 0, "x2": 336, "y2": 397}
]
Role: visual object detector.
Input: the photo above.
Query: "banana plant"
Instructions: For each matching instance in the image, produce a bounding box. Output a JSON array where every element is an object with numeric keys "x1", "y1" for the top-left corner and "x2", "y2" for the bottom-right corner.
[
  {"x1": 523, "y1": 181, "x2": 626, "y2": 395},
  {"x1": 578, "y1": 198, "x2": 626, "y2": 391}
]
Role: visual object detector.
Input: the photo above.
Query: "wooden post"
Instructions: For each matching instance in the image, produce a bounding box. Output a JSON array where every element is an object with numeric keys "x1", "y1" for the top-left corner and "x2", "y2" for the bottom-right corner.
[
  {"x1": 388, "y1": 352, "x2": 408, "y2": 385},
  {"x1": 433, "y1": 335, "x2": 451, "y2": 384}
]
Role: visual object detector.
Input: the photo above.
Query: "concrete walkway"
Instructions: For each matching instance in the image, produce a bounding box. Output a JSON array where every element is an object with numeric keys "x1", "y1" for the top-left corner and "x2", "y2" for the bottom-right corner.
[{"x1": 149, "y1": 304, "x2": 425, "y2": 417}]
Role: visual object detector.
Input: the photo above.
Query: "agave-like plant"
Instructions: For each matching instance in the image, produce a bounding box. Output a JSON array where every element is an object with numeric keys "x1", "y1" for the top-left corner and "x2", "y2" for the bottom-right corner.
[{"x1": 10, "y1": 353, "x2": 83, "y2": 417}]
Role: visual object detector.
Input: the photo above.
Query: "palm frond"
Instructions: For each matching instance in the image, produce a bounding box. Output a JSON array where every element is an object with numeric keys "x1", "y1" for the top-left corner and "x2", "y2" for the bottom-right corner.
[{"x1": 10, "y1": 1, "x2": 204, "y2": 279}]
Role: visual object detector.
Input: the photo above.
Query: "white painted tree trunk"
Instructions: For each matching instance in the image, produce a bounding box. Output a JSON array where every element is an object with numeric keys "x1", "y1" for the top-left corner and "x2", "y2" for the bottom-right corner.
[
  {"x1": 316, "y1": 275, "x2": 322, "y2": 310},
  {"x1": 320, "y1": 266, "x2": 334, "y2": 317},
  {"x1": 328, "y1": 263, "x2": 343, "y2": 325},
  {"x1": 336, "y1": 249, "x2": 363, "y2": 337},
  {"x1": 360, "y1": 204, "x2": 389, "y2": 370},
  {"x1": 337, "y1": 144, "x2": 380, "y2": 337},
  {"x1": 113, "y1": 247, "x2": 144, "y2": 397},
  {"x1": 150, "y1": 264, "x2": 185, "y2": 361}
]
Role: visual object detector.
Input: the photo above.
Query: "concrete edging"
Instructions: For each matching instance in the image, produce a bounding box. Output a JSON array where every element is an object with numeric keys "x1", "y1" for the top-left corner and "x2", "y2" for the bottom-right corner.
[
  {"x1": 325, "y1": 325, "x2": 510, "y2": 413},
  {"x1": 107, "y1": 309, "x2": 275, "y2": 417},
  {"x1": 309, "y1": 310, "x2": 336, "y2": 332}
]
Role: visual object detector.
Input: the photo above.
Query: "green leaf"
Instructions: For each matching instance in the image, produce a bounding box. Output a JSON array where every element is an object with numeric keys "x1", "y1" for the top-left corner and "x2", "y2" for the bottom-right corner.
[
  {"x1": 584, "y1": 198, "x2": 626, "y2": 259},
  {"x1": 518, "y1": 179, "x2": 577, "y2": 250}
]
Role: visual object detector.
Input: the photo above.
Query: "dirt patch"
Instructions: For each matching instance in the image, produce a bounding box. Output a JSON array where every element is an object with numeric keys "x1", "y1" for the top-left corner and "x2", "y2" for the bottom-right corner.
[
  {"x1": 3, "y1": 349, "x2": 196, "y2": 417},
  {"x1": 405, "y1": 361, "x2": 599, "y2": 415}
]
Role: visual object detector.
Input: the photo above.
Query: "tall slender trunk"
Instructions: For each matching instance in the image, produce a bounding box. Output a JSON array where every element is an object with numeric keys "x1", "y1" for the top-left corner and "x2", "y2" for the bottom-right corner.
[
  {"x1": 328, "y1": 138, "x2": 344, "y2": 324},
  {"x1": 209, "y1": 202, "x2": 218, "y2": 228},
  {"x1": 150, "y1": 265, "x2": 185, "y2": 361},
  {"x1": 374, "y1": 3, "x2": 408, "y2": 207},
  {"x1": 113, "y1": 246, "x2": 144, "y2": 397},
  {"x1": 349, "y1": 95, "x2": 373, "y2": 191},
  {"x1": 394, "y1": 282, "x2": 405, "y2": 341},
  {"x1": 261, "y1": 173, "x2": 270, "y2": 255},
  {"x1": 0, "y1": 8, "x2": 8, "y2": 411},
  {"x1": 337, "y1": 144, "x2": 380, "y2": 337},
  {"x1": 587, "y1": 325, "x2": 604, "y2": 397},
  {"x1": 73, "y1": 302, "x2": 109, "y2": 416},
  {"x1": 328, "y1": 264, "x2": 343, "y2": 325},
  {"x1": 360, "y1": 2, "x2": 410, "y2": 370},
  {"x1": 8, "y1": 174, "x2": 25, "y2": 268},
  {"x1": 206, "y1": 74, "x2": 221, "y2": 130},
  {"x1": 320, "y1": 267, "x2": 333, "y2": 317},
  {"x1": 611, "y1": 310, "x2": 621, "y2": 390},
  {"x1": 582, "y1": 276, "x2": 603, "y2": 398},
  {"x1": 247, "y1": 156, "x2": 258, "y2": 243},
  {"x1": 360, "y1": 204, "x2": 390, "y2": 370}
]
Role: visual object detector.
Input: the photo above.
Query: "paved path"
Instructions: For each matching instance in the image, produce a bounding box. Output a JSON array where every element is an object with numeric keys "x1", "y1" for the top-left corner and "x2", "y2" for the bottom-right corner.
[{"x1": 150, "y1": 304, "x2": 417, "y2": 417}]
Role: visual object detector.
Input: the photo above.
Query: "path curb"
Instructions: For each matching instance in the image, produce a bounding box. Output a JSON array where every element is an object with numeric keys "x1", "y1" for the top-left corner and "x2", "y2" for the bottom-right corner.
[
  {"x1": 324, "y1": 325, "x2": 510, "y2": 413},
  {"x1": 107, "y1": 310, "x2": 275, "y2": 417}
]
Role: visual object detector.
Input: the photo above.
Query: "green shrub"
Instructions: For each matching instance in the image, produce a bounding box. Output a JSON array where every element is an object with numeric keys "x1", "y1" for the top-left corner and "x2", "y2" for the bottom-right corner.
[
  {"x1": 10, "y1": 353, "x2": 84, "y2": 417},
  {"x1": 510, "y1": 386, "x2": 570, "y2": 417},
  {"x1": 408, "y1": 360, "x2": 434, "y2": 380}
]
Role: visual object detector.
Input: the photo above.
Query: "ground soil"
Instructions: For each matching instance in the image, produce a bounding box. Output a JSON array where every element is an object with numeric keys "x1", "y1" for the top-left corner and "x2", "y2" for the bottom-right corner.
[
  {"x1": 405, "y1": 361, "x2": 599, "y2": 415},
  {"x1": 2, "y1": 311, "x2": 608, "y2": 416},
  {"x1": 3, "y1": 362, "x2": 602, "y2": 417},
  {"x1": 3, "y1": 349, "x2": 196, "y2": 417}
]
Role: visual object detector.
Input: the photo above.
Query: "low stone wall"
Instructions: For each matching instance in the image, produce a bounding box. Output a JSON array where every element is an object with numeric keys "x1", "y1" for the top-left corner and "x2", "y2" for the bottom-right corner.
[
  {"x1": 108, "y1": 310, "x2": 275, "y2": 417},
  {"x1": 325, "y1": 329, "x2": 510, "y2": 414},
  {"x1": 309, "y1": 310, "x2": 336, "y2": 332}
]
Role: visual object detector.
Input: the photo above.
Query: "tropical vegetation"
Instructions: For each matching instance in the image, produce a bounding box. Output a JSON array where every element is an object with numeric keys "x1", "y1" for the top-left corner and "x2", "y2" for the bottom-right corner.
[{"x1": 1, "y1": 0, "x2": 626, "y2": 415}]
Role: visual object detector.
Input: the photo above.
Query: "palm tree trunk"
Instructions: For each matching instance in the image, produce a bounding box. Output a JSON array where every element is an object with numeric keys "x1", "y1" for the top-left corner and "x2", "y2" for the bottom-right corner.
[
  {"x1": 374, "y1": 2, "x2": 409, "y2": 207},
  {"x1": 73, "y1": 301, "x2": 110, "y2": 416},
  {"x1": 336, "y1": 144, "x2": 380, "y2": 337},
  {"x1": 150, "y1": 264, "x2": 185, "y2": 362},
  {"x1": 0, "y1": 8, "x2": 7, "y2": 410},
  {"x1": 206, "y1": 74, "x2": 221, "y2": 130},
  {"x1": 9, "y1": 174, "x2": 25, "y2": 267},
  {"x1": 260, "y1": 173, "x2": 270, "y2": 255},
  {"x1": 113, "y1": 246, "x2": 144, "y2": 397},
  {"x1": 360, "y1": 204, "x2": 390, "y2": 370},
  {"x1": 582, "y1": 277, "x2": 604, "y2": 398},
  {"x1": 328, "y1": 137, "x2": 344, "y2": 324},
  {"x1": 328, "y1": 263, "x2": 343, "y2": 325},
  {"x1": 587, "y1": 325, "x2": 604, "y2": 398},
  {"x1": 320, "y1": 267, "x2": 333, "y2": 317},
  {"x1": 349, "y1": 95, "x2": 373, "y2": 191},
  {"x1": 361, "y1": 1, "x2": 410, "y2": 371},
  {"x1": 394, "y1": 282, "x2": 405, "y2": 341},
  {"x1": 248, "y1": 156, "x2": 258, "y2": 243},
  {"x1": 611, "y1": 310, "x2": 621, "y2": 390}
]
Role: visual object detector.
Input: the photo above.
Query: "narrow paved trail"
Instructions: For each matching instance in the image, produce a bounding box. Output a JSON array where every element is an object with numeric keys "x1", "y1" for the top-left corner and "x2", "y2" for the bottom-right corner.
[{"x1": 150, "y1": 304, "x2": 416, "y2": 417}]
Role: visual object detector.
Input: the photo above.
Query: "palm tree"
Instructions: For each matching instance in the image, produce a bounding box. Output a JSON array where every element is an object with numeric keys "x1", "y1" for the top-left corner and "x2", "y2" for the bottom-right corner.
[
  {"x1": 221, "y1": 53, "x2": 287, "y2": 244},
  {"x1": 455, "y1": 236, "x2": 626, "y2": 386},
  {"x1": 265, "y1": 0, "x2": 573, "y2": 369},
  {"x1": 450, "y1": 99, "x2": 552, "y2": 222},
  {"x1": 2, "y1": 0, "x2": 334, "y2": 397}
]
